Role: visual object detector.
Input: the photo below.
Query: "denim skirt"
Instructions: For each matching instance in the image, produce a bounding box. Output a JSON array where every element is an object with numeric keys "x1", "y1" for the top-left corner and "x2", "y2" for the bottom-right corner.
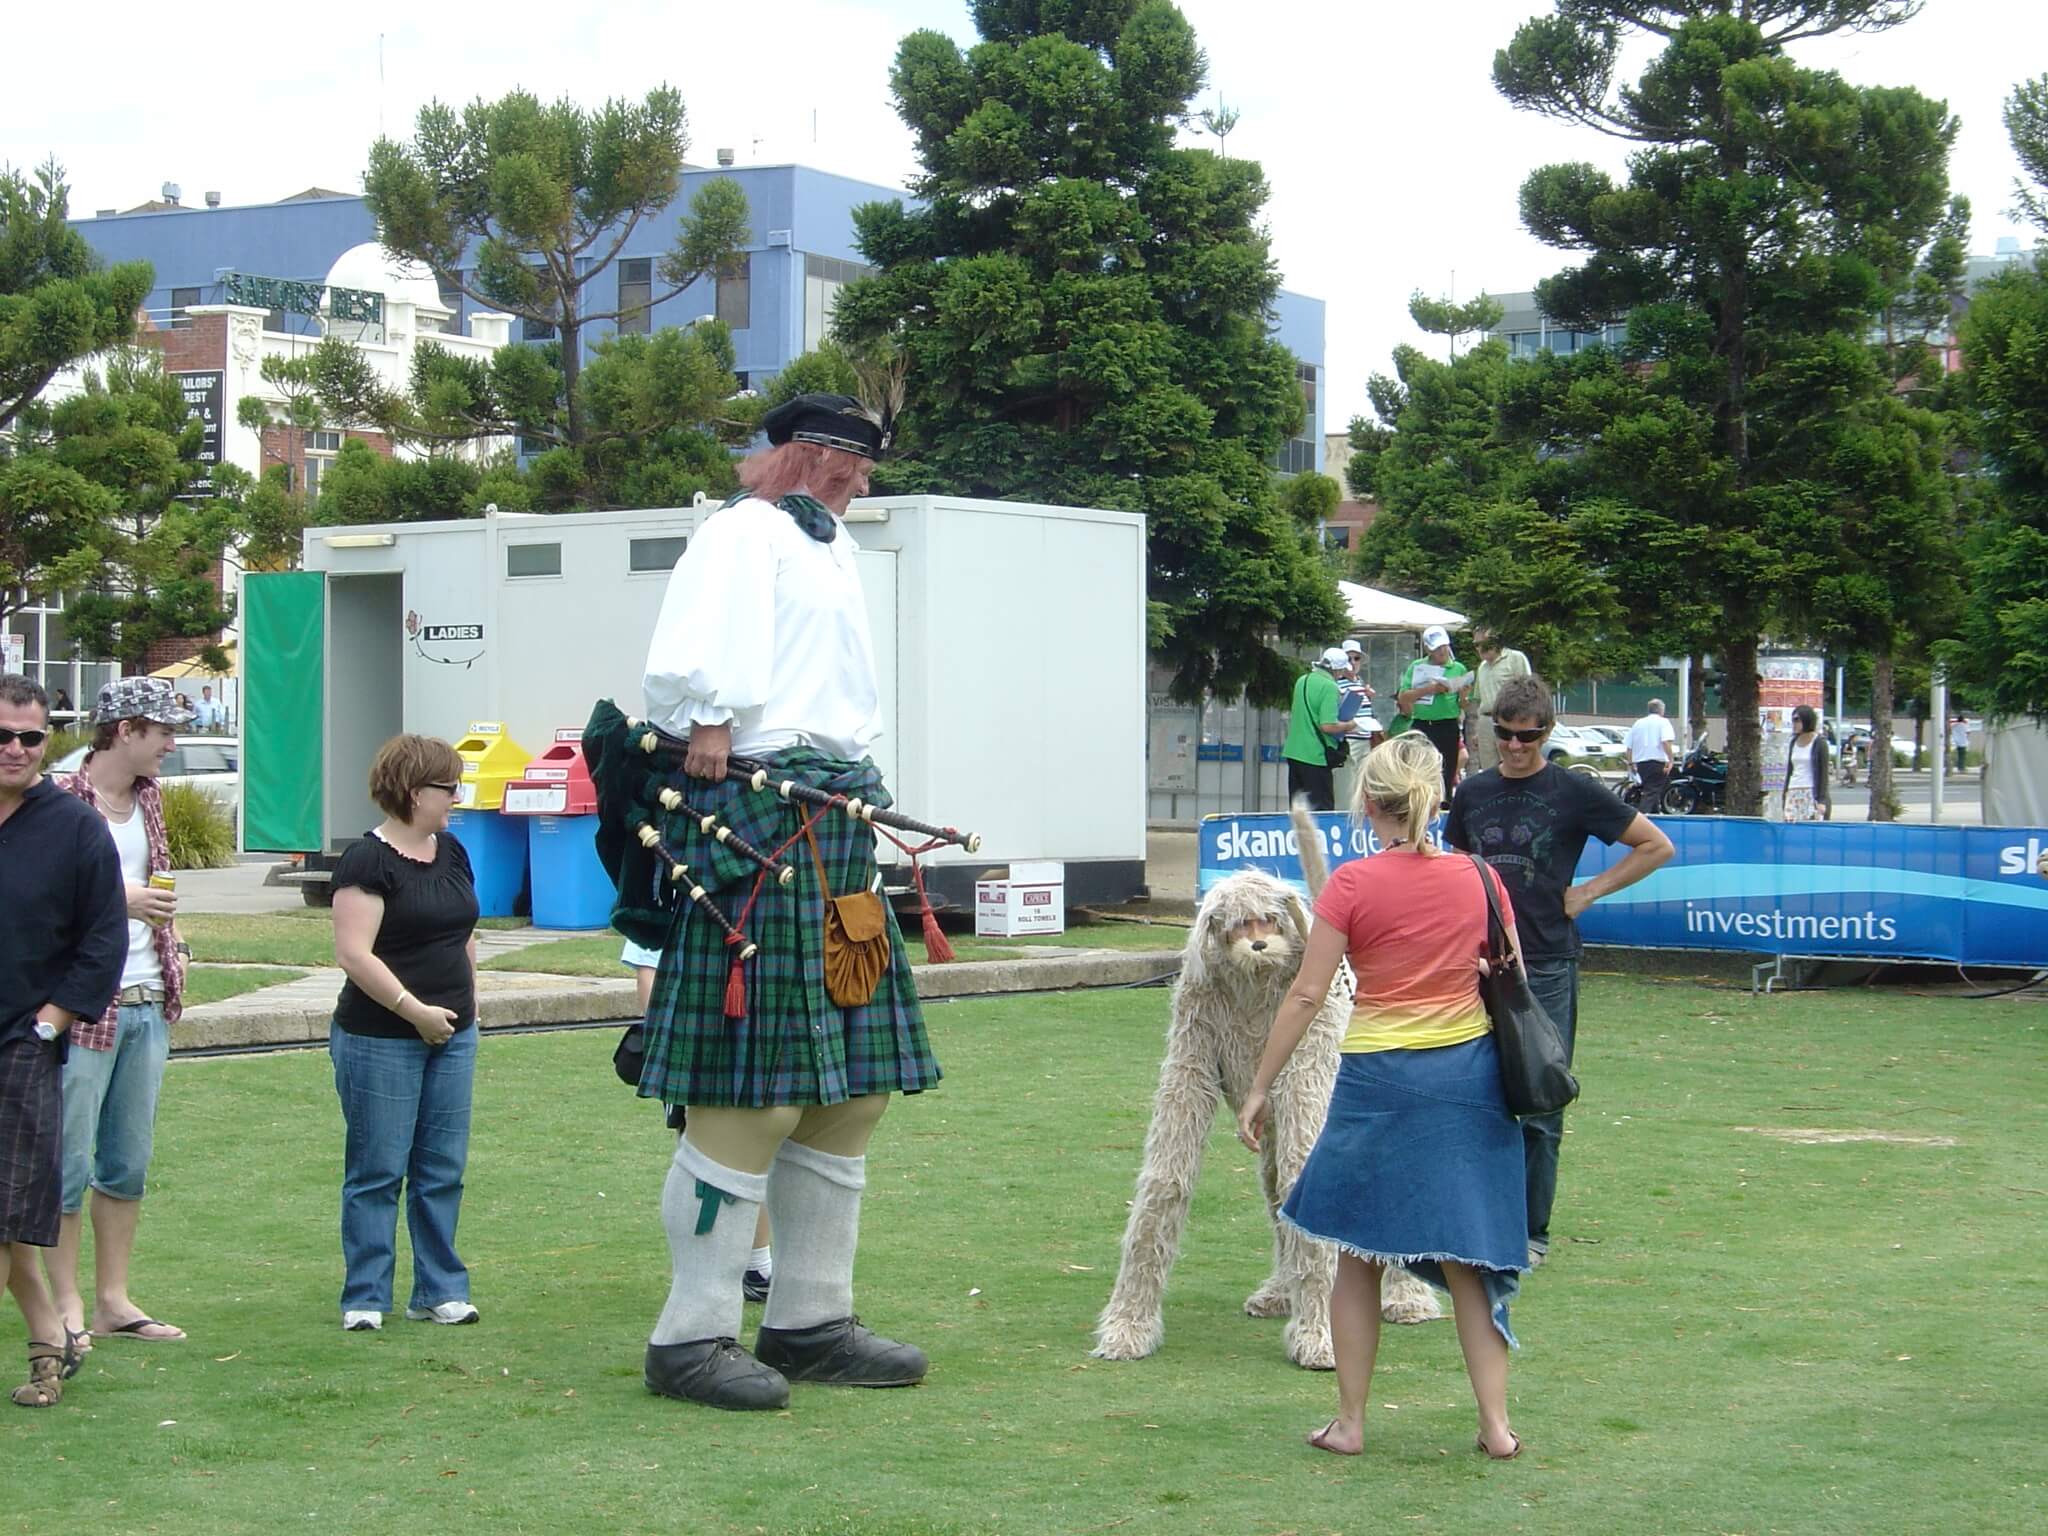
[{"x1": 1280, "y1": 1034, "x2": 1530, "y2": 1346}]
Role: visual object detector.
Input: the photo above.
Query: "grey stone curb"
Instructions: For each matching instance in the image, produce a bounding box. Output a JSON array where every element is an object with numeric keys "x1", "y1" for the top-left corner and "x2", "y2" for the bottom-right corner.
[{"x1": 171, "y1": 950, "x2": 1189, "y2": 1053}]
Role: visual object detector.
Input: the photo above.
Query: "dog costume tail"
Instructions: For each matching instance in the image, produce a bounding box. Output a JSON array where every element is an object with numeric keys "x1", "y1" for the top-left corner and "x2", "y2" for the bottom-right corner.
[{"x1": 1290, "y1": 796, "x2": 1330, "y2": 902}]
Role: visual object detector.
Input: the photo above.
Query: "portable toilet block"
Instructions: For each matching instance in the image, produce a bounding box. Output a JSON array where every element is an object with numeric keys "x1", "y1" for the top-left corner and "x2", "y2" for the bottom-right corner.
[
  {"x1": 503, "y1": 730, "x2": 611, "y2": 930},
  {"x1": 448, "y1": 721, "x2": 531, "y2": 917}
]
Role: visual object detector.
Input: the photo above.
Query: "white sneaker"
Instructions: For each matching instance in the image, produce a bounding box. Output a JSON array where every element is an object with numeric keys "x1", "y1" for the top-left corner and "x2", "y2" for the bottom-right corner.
[
  {"x1": 1527, "y1": 1246, "x2": 1548, "y2": 1270},
  {"x1": 405, "y1": 1301, "x2": 479, "y2": 1325},
  {"x1": 342, "y1": 1311, "x2": 383, "y2": 1332}
]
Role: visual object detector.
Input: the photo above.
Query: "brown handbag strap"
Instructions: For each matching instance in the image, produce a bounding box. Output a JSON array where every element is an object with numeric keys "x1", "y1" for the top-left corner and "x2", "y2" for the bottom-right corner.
[{"x1": 803, "y1": 822, "x2": 839, "y2": 901}]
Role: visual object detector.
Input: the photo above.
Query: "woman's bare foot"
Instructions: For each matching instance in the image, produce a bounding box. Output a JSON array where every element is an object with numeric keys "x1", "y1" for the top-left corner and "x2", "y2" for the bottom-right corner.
[{"x1": 1307, "y1": 1418, "x2": 1364, "y2": 1455}]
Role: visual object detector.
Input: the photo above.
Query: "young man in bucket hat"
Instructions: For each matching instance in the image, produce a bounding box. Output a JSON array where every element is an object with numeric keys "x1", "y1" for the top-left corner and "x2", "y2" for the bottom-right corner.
[
  {"x1": 42, "y1": 677, "x2": 194, "y2": 1355},
  {"x1": 590, "y1": 390, "x2": 939, "y2": 1411}
]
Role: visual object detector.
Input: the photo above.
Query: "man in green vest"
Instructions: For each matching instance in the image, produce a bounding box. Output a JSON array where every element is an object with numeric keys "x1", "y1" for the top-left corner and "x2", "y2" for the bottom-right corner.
[
  {"x1": 1394, "y1": 626, "x2": 1471, "y2": 805},
  {"x1": 1282, "y1": 648, "x2": 1356, "y2": 811}
]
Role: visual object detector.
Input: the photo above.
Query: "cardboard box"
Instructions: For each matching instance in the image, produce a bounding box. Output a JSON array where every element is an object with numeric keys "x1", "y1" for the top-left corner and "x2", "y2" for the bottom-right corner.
[{"x1": 975, "y1": 861, "x2": 1067, "y2": 937}]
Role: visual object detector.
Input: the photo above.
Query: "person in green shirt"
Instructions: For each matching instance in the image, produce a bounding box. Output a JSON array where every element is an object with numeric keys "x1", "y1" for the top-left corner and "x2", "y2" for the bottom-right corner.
[
  {"x1": 1394, "y1": 626, "x2": 1470, "y2": 805},
  {"x1": 1282, "y1": 648, "x2": 1356, "y2": 811}
]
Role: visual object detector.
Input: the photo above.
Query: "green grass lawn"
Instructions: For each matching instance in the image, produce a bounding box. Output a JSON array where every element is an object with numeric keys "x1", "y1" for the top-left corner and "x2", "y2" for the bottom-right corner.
[
  {"x1": 175, "y1": 913, "x2": 336, "y2": 968},
  {"x1": 9, "y1": 977, "x2": 2043, "y2": 1534},
  {"x1": 181, "y1": 966, "x2": 308, "y2": 1007}
]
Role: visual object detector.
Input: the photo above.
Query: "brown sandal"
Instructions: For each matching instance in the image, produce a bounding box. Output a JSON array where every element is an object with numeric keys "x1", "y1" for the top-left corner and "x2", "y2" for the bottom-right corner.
[{"x1": 11, "y1": 1343, "x2": 64, "y2": 1408}]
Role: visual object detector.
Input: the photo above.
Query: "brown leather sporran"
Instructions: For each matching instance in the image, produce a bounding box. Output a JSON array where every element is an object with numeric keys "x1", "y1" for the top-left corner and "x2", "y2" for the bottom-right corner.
[{"x1": 806, "y1": 827, "x2": 891, "y2": 1006}]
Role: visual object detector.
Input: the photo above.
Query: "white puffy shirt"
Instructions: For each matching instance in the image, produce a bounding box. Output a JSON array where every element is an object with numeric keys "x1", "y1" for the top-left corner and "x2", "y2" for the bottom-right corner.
[{"x1": 641, "y1": 496, "x2": 882, "y2": 762}]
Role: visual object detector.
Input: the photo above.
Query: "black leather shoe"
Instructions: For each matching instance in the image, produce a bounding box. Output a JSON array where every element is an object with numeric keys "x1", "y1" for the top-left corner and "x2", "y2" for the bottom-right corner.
[
  {"x1": 743, "y1": 1268, "x2": 771, "y2": 1305},
  {"x1": 644, "y1": 1337, "x2": 790, "y2": 1410},
  {"x1": 755, "y1": 1316, "x2": 928, "y2": 1387}
]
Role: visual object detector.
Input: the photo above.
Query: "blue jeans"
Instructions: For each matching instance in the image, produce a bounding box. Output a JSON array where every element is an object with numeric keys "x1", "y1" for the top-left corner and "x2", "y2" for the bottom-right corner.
[
  {"x1": 330, "y1": 1023, "x2": 477, "y2": 1313},
  {"x1": 61, "y1": 1003, "x2": 169, "y2": 1209},
  {"x1": 1521, "y1": 958, "x2": 1580, "y2": 1253}
]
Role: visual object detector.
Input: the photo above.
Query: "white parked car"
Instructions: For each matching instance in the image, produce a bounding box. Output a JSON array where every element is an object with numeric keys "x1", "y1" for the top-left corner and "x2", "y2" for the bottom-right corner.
[
  {"x1": 1546, "y1": 724, "x2": 1628, "y2": 768},
  {"x1": 50, "y1": 736, "x2": 240, "y2": 819}
]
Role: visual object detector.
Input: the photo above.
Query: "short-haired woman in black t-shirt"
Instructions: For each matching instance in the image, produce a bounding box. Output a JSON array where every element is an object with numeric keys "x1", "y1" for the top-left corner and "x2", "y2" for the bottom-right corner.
[{"x1": 328, "y1": 735, "x2": 481, "y2": 1333}]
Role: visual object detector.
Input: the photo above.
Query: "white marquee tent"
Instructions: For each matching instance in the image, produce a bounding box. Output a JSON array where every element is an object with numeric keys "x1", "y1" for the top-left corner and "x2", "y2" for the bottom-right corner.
[{"x1": 1338, "y1": 580, "x2": 1467, "y2": 635}]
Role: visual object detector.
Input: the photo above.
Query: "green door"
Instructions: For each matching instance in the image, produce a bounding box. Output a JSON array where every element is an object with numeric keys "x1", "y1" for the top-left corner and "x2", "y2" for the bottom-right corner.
[{"x1": 242, "y1": 571, "x2": 325, "y2": 852}]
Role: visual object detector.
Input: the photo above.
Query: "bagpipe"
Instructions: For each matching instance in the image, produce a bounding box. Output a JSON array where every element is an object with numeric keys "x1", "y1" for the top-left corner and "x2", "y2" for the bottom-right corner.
[{"x1": 582, "y1": 701, "x2": 982, "y2": 1022}]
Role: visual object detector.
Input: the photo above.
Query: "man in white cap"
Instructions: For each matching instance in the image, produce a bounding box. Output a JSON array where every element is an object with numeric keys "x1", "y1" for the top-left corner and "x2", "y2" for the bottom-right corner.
[
  {"x1": 1282, "y1": 648, "x2": 1358, "y2": 811},
  {"x1": 1394, "y1": 626, "x2": 1471, "y2": 803}
]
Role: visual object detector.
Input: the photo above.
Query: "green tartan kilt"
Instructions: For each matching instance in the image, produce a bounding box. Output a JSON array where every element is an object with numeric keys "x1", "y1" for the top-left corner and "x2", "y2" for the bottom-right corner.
[{"x1": 636, "y1": 747, "x2": 940, "y2": 1108}]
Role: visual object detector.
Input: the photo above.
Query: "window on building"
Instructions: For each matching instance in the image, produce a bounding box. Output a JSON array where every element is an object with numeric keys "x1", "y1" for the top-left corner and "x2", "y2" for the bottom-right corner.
[
  {"x1": 507, "y1": 542, "x2": 562, "y2": 578},
  {"x1": 523, "y1": 263, "x2": 555, "y2": 341},
  {"x1": 716, "y1": 254, "x2": 751, "y2": 331},
  {"x1": 617, "y1": 258, "x2": 652, "y2": 335},
  {"x1": 436, "y1": 272, "x2": 464, "y2": 334},
  {"x1": 803, "y1": 253, "x2": 876, "y2": 350},
  {"x1": 1323, "y1": 524, "x2": 1352, "y2": 550},
  {"x1": 169, "y1": 287, "x2": 200, "y2": 329},
  {"x1": 303, "y1": 429, "x2": 343, "y2": 500},
  {"x1": 628, "y1": 535, "x2": 688, "y2": 573},
  {"x1": 1271, "y1": 362, "x2": 1319, "y2": 475}
]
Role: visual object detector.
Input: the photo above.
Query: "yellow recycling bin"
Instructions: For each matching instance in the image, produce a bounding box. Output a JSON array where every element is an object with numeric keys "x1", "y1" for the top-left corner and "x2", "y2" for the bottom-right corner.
[{"x1": 447, "y1": 721, "x2": 532, "y2": 917}]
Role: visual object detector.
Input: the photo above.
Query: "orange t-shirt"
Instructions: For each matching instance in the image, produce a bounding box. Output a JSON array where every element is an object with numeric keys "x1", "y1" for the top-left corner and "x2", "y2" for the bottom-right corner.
[{"x1": 1312, "y1": 851, "x2": 1512, "y2": 1053}]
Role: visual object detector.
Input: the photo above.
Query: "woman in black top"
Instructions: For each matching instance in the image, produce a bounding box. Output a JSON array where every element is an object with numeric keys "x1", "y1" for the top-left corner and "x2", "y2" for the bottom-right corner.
[{"x1": 328, "y1": 735, "x2": 481, "y2": 1333}]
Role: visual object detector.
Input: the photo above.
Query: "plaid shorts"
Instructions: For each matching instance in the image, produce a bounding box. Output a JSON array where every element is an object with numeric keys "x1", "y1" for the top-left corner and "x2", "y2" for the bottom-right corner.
[
  {"x1": 0, "y1": 1033, "x2": 65, "y2": 1246},
  {"x1": 635, "y1": 748, "x2": 940, "y2": 1109}
]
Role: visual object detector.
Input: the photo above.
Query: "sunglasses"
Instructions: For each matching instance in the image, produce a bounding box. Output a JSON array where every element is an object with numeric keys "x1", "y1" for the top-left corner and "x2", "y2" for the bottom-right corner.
[
  {"x1": 422, "y1": 780, "x2": 462, "y2": 794},
  {"x1": 1493, "y1": 724, "x2": 1547, "y2": 744},
  {"x1": 0, "y1": 727, "x2": 49, "y2": 749}
]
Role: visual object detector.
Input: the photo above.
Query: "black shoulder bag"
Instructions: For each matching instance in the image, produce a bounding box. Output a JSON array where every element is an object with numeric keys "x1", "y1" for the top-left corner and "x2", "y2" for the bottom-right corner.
[{"x1": 1467, "y1": 853, "x2": 1580, "y2": 1118}]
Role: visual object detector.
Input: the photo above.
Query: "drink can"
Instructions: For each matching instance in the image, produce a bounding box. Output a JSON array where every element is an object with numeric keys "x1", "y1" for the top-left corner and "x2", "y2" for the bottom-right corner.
[{"x1": 148, "y1": 870, "x2": 176, "y2": 927}]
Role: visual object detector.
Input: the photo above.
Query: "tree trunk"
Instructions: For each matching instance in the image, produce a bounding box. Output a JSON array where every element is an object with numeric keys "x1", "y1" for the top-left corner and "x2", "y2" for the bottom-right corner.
[
  {"x1": 1687, "y1": 652, "x2": 1708, "y2": 748},
  {"x1": 560, "y1": 312, "x2": 583, "y2": 448},
  {"x1": 1720, "y1": 633, "x2": 1763, "y2": 816},
  {"x1": 1867, "y1": 652, "x2": 1896, "y2": 822}
]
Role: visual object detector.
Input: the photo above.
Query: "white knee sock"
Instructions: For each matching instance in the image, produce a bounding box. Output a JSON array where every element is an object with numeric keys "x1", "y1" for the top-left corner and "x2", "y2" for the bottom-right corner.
[
  {"x1": 650, "y1": 1139, "x2": 769, "y2": 1347},
  {"x1": 761, "y1": 1141, "x2": 866, "y2": 1331}
]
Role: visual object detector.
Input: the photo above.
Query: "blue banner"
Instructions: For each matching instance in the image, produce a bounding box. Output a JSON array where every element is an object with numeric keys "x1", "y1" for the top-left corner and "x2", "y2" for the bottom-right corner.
[{"x1": 1197, "y1": 814, "x2": 2048, "y2": 966}]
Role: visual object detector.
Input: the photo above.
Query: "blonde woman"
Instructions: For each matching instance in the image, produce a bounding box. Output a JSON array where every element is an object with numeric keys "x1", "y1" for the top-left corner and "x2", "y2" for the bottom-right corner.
[{"x1": 1238, "y1": 731, "x2": 1529, "y2": 1460}]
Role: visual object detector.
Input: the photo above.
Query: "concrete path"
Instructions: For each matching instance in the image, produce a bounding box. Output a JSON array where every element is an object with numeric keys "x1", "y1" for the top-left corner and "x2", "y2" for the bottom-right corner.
[{"x1": 175, "y1": 946, "x2": 1183, "y2": 1053}]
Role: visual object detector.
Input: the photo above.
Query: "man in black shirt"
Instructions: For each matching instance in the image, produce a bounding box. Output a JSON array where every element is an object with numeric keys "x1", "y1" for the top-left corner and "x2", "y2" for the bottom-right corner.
[
  {"x1": 1445, "y1": 675, "x2": 1672, "y2": 1268},
  {"x1": 0, "y1": 675, "x2": 126, "y2": 1406}
]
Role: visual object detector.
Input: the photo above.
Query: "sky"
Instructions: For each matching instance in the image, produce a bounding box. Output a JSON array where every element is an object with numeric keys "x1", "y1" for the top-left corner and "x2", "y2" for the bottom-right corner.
[{"x1": 7, "y1": 0, "x2": 2045, "y2": 426}]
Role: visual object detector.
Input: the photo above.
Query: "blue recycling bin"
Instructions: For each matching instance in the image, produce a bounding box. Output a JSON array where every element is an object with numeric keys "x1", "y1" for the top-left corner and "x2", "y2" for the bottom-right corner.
[
  {"x1": 526, "y1": 814, "x2": 613, "y2": 929},
  {"x1": 446, "y1": 807, "x2": 528, "y2": 919}
]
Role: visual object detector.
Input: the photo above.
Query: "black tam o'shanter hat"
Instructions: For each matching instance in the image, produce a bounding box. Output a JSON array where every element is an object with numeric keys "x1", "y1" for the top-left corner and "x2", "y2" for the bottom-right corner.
[{"x1": 762, "y1": 392, "x2": 891, "y2": 461}]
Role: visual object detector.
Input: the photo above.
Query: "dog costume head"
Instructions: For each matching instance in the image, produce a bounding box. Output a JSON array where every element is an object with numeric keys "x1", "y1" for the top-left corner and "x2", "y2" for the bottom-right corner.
[{"x1": 1181, "y1": 869, "x2": 1313, "y2": 996}]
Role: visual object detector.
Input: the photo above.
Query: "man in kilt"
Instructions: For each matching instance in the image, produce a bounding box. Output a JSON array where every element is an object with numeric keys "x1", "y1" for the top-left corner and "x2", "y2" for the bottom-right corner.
[{"x1": 603, "y1": 392, "x2": 939, "y2": 1411}]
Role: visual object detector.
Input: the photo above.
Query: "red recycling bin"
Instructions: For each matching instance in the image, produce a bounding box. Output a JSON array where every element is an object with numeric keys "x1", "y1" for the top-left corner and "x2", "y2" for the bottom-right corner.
[{"x1": 503, "y1": 730, "x2": 608, "y2": 928}]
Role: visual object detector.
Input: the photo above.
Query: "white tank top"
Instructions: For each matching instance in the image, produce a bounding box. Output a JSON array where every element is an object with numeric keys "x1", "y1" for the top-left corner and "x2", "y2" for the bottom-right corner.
[{"x1": 104, "y1": 802, "x2": 164, "y2": 990}]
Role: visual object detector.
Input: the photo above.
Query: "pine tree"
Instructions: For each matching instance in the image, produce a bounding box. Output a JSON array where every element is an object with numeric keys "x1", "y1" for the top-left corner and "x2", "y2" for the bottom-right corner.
[
  {"x1": 832, "y1": 0, "x2": 1342, "y2": 704},
  {"x1": 1493, "y1": 0, "x2": 1954, "y2": 811}
]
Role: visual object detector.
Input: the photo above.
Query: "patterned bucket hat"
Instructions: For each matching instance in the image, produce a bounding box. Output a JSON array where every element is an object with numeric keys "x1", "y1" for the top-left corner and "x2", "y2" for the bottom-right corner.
[{"x1": 93, "y1": 676, "x2": 196, "y2": 728}]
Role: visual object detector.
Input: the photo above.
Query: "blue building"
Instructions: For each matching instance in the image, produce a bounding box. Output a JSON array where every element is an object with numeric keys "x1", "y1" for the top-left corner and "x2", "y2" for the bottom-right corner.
[{"x1": 73, "y1": 166, "x2": 1326, "y2": 447}]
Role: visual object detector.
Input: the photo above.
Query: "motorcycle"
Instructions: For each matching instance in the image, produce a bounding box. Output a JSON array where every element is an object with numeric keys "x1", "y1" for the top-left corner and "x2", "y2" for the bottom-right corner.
[{"x1": 1659, "y1": 741, "x2": 1728, "y2": 815}]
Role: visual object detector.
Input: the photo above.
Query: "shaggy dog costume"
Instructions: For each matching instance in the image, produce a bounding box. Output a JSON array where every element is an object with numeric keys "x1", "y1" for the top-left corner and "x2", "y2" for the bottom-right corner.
[{"x1": 1094, "y1": 815, "x2": 1440, "y2": 1370}]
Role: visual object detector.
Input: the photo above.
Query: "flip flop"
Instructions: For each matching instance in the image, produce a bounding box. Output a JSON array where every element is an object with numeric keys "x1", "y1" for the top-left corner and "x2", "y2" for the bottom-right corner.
[
  {"x1": 1307, "y1": 1419, "x2": 1362, "y2": 1456},
  {"x1": 101, "y1": 1317, "x2": 185, "y2": 1342},
  {"x1": 1476, "y1": 1431, "x2": 1524, "y2": 1460}
]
